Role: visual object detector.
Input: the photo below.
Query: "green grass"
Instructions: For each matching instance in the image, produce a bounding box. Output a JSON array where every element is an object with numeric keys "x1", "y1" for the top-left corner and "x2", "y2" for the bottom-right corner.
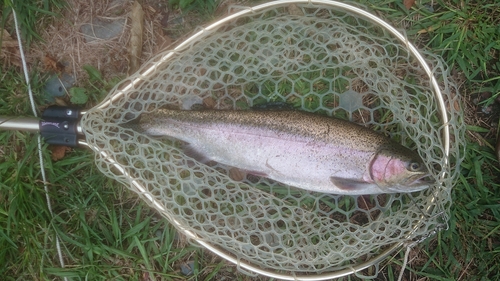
[
  {"x1": 0, "y1": 67, "x2": 233, "y2": 280},
  {"x1": 1, "y1": 0, "x2": 65, "y2": 45},
  {"x1": 0, "y1": 0, "x2": 224, "y2": 275},
  {"x1": 1, "y1": 0, "x2": 500, "y2": 280},
  {"x1": 359, "y1": 0, "x2": 500, "y2": 280}
]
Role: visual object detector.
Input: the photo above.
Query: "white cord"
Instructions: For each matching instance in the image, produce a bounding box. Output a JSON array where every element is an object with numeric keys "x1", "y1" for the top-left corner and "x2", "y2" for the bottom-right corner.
[
  {"x1": 397, "y1": 244, "x2": 412, "y2": 281},
  {"x1": 12, "y1": 8, "x2": 68, "y2": 280}
]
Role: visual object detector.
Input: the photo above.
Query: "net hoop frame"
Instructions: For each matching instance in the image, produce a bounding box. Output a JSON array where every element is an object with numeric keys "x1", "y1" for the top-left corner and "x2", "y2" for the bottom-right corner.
[{"x1": 80, "y1": 0, "x2": 452, "y2": 279}]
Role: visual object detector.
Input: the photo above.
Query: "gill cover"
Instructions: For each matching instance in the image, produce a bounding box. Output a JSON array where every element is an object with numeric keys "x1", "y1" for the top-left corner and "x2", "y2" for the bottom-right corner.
[{"x1": 370, "y1": 144, "x2": 432, "y2": 192}]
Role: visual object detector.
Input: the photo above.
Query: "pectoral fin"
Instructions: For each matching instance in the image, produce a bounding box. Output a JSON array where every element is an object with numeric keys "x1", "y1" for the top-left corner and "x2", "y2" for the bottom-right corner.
[
  {"x1": 183, "y1": 143, "x2": 211, "y2": 163},
  {"x1": 330, "y1": 177, "x2": 374, "y2": 191}
]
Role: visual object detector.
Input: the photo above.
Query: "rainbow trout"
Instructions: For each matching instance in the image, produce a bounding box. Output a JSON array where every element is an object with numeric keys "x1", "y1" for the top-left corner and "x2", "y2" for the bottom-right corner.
[{"x1": 127, "y1": 109, "x2": 433, "y2": 195}]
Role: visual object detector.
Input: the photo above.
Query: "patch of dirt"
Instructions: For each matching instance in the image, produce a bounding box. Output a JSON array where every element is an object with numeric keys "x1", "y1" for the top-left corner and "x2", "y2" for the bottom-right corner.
[
  {"x1": 0, "y1": 29, "x2": 22, "y2": 68},
  {"x1": 26, "y1": 0, "x2": 194, "y2": 89},
  {"x1": 17, "y1": 1, "x2": 268, "y2": 279}
]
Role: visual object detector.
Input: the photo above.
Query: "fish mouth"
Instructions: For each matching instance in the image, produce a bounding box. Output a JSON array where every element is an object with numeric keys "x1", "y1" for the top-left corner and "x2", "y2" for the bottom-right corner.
[
  {"x1": 402, "y1": 173, "x2": 435, "y2": 192},
  {"x1": 410, "y1": 173, "x2": 435, "y2": 185},
  {"x1": 385, "y1": 173, "x2": 435, "y2": 193}
]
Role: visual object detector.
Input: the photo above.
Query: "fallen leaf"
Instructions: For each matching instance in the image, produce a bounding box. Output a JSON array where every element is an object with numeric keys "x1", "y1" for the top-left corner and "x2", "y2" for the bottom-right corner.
[
  {"x1": 403, "y1": 0, "x2": 415, "y2": 9},
  {"x1": 288, "y1": 4, "x2": 304, "y2": 16},
  {"x1": 128, "y1": 0, "x2": 144, "y2": 75},
  {"x1": 229, "y1": 167, "x2": 245, "y2": 181},
  {"x1": 141, "y1": 272, "x2": 150, "y2": 281},
  {"x1": 203, "y1": 97, "x2": 216, "y2": 108},
  {"x1": 154, "y1": 33, "x2": 173, "y2": 53},
  {"x1": 54, "y1": 97, "x2": 68, "y2": 107},
  {"x1": 417, "y1": 26, "x2": 436, "y2": 34},
  {"x1": 43, "y1": 54, "x2": 65, "y2": 73},
  {"x1": 0, "y1": 29, "x2": 21, "y2": 67},
  {"x1": 1, "y1": 29, "x2": 18, "y2": 48},
  {"x1": 160, "y1": 11, "x2": 169, "y2": 27},
  {"x1": 443, "y1": 90, "x2": 461, "y2": 115},
  {"x1": 214, "y1": 0, "x2": 236, "y2": 16},
  {"x1": 49, "y1": 145, "x2": 71, "y2": 161}
]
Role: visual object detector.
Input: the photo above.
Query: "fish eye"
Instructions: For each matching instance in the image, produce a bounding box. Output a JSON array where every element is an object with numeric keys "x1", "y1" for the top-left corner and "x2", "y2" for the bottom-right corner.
[{"x1": 408, "y1": 162, "x2": 420, "y2": 171}]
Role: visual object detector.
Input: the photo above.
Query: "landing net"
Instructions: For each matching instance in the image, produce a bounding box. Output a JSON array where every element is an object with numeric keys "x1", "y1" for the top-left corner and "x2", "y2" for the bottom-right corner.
[{"x1": 80, "y1": 1, "x2": 465, "y2": 278}]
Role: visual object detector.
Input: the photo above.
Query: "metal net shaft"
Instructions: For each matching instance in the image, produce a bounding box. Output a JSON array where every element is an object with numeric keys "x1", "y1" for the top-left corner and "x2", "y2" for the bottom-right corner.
[{"x1": 80, "y1": 1, "x2": 465, "y2": 278}]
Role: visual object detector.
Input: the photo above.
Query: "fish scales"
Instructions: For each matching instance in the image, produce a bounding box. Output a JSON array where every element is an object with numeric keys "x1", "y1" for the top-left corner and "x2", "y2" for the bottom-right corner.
[
  {"x1": 145, "y1": 109, "x2": 389, "y2": 148},
  {"x1": 129, "y1": 109, "x2": 432, "y2": 195}
]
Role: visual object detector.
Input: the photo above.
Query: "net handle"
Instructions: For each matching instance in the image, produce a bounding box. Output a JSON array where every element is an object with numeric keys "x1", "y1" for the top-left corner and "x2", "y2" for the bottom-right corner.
[{"x1": 0, "y1": 116, "x2": 40, "y2": 132}]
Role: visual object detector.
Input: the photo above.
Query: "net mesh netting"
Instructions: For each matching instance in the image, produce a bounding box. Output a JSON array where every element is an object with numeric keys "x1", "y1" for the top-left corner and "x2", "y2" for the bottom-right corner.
[{"x1": 80, "y1": 2, "x2": 465, "y2": 277}]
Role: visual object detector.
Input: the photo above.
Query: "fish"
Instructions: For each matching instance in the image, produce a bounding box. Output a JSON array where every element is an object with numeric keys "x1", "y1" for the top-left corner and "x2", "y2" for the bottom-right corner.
[{"x1": 124, "y1": 109, "x2": 434, "y2": 195}]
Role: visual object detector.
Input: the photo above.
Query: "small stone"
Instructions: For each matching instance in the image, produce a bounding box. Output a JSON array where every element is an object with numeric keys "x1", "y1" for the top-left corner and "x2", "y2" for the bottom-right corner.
[
  {"x1": 44, "y1": 72, "x2": 75, "y2": 102},
  {"x1": 81, "y1": 18, "x2": 126, "y2": 42},
  {"x1": 481, "y1": 105, "x2": 493, "y2": 114},
  {"x1": 108, "y1": 0, "x2": 129, "y2": 15},
  {"x1": 170, "y1": 17, "x2": 184, "y2": 25},
  {"x1": 180, "y1": 261, "x2": 195, "y2": 275},
  {"x1": 424, "y1": 4, "x2": 434, "y2": 12}
]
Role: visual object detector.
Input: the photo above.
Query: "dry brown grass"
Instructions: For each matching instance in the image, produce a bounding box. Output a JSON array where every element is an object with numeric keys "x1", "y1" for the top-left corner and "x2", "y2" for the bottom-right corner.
[{"x1": 27, "y1": 0, "x2": 182, "y2": 87}]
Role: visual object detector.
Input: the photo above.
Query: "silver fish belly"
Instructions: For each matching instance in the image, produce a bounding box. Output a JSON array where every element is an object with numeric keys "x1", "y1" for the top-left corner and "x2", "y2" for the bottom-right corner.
[{"x1": 130, "y1": 109, "x2": 432, "y2": 195}]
